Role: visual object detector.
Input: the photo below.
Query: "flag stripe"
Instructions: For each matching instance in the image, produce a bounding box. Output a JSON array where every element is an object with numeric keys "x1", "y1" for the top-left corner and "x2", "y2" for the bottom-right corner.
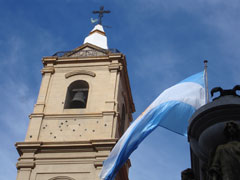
[
  {"x1": 150, "y1": 82, "x2": 205, "y2": 111},
  {"x1": 180, "y1": 71, "x2": 205, "y2": 87}
]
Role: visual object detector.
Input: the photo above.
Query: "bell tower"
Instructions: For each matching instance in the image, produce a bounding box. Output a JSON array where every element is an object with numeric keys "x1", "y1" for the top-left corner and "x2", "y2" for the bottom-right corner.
[{"x1": 15, "y1": 23, "x2": 135, "y2": 180}]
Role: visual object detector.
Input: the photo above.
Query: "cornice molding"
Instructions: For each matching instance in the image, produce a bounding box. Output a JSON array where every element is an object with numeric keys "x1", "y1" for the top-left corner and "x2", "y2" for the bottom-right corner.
[
  {"x1": 15, "y1": 139, "x2": 117, "y2": 155},
  {"x1": 41, "y1": 67, "x2": 55, "y2": 74},
  {"x1": 109, "y1": 63, "x2": 122, "y2": 72},
  {"x1": 16, "y1": 161, "x2": 35, "y2": 169}
]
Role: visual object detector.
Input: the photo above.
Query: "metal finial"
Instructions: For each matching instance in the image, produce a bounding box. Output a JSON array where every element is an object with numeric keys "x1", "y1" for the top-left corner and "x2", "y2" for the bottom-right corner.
[{"x1": 92, "y1": 6, "x2": 111, "y2": 25}]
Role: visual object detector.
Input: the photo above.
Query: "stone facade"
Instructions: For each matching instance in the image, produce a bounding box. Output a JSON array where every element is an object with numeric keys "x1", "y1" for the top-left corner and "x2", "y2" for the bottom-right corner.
[{"x1": 15, "y1": 43, "x2": 135, "y2": 180}]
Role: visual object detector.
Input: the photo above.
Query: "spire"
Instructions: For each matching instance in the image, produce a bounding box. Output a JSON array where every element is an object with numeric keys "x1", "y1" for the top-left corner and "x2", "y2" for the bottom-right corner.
[{"x1": 83, "y1": 24, "x2": 108, "y2": 49}]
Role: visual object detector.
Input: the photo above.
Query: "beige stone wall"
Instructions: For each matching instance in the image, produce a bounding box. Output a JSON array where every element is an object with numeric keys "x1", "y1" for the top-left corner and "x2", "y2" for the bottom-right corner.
[
  {"x1": 38, "y1": 115, "x2": 113, "y2": 141},
  {"x1": 26, "y1": 61, "x2": 119, "y2": 142}
]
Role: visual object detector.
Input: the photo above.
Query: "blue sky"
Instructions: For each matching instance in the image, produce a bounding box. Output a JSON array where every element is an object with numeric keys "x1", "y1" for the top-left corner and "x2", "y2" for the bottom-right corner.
[{"x1": 0, "y1": 0, "x2": 240, "y2": 179}]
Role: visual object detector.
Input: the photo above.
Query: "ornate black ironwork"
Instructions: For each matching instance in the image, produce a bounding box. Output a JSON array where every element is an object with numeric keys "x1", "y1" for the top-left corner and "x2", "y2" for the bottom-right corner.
[
  {"x1": 52, "y1": 51, "x2": 69, "y2": 57},
  {"x1": 109, "y1": 48, "x2": 120, "y2": 53},
  {"x1": 211, "y1": 85, "x2": 240, "y2": 100},
  {"x1": 52, "y1": 48, "x2": 120, "y2": 57}
]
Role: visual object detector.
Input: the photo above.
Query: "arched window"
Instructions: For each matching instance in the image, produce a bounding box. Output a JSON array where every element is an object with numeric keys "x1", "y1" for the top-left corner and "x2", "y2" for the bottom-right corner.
[
  {"x1": 64, "y1": 80, "x2": 89, "y2": 109},
  {"x1": 120, "y1": 104, "x2": 126, "y2": 135}
]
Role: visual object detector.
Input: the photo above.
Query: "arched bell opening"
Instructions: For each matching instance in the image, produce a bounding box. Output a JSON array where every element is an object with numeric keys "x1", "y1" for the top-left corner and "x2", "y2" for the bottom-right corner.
[{"x1": 64, "y1": 80, "x2": 89, "y2": 109}]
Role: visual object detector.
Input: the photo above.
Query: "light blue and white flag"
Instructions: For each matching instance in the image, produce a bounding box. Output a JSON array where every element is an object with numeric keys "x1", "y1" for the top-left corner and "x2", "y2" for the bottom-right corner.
[{"x1": 100, "y1": 71, "x2": 206, "y2": 180}]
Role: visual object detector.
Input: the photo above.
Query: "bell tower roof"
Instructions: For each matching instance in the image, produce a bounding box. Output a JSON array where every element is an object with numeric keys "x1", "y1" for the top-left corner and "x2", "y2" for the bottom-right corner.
[{"x1": 83, "y1": 24, "x2": 108, "y2": 49}]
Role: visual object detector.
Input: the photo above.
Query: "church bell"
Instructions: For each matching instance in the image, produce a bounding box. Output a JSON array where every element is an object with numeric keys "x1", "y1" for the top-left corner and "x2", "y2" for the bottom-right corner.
[{"x1": 70, "y1": 89, "x2": 86, "y2": 108}]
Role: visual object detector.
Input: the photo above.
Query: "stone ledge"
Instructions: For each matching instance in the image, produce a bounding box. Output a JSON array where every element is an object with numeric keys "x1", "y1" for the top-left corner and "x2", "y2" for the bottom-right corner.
[
  {"x1": 108, "y1": 63, "x2": 122, "y2": 71},
  {"x1": 16, "y1": 139, "x2": 118, "y2": 155},
  {"x1": 41, "y1": 67, "x2": 55, "y2": 74},
  {"x1": 16, "y1": 161, "x2": 35, "y2": 169}
]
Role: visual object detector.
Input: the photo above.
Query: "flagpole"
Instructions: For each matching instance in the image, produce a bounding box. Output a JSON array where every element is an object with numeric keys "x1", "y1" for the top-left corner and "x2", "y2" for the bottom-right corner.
[{"x1": 204, "y1": 60, "x2": 209, "y2": 103}]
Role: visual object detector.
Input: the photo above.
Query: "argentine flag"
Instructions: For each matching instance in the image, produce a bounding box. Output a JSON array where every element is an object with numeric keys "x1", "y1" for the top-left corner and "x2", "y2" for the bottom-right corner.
[{"x1": 100, "y1": 71, "x2": 206, "y2": 180}]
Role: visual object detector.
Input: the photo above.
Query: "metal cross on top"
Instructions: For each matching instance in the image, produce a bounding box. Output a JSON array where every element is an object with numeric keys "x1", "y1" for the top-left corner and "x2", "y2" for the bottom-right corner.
[{"x1": 93, "y1": 6, "x2": 111, "y2": 25}]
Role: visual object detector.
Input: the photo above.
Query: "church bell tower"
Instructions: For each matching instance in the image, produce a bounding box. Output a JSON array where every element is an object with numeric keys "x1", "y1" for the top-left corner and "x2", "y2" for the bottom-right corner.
[{"x1": 15, "y1": 13, "x2": 135, "y2": 180}]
